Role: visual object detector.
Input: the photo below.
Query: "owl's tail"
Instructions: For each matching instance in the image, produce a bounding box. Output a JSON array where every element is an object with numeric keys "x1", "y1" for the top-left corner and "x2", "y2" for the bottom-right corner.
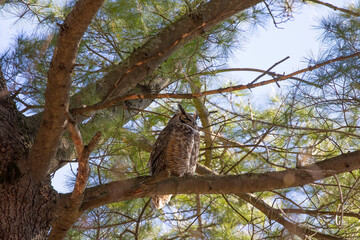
[{"x1": 151, "y1": 194, "x2": 172, "y2": 209}]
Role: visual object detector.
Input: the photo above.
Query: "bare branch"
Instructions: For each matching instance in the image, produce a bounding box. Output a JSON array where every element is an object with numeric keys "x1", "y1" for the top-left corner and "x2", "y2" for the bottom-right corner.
[
  {"x1": 72, "y1": 149, "x2": 355, "y2": 239},
  {"x1": 71, "y1": 131, "x2": 102, "y2": 199},
  {"x1": 69, "y1": 0, "x2": 264, "y2": 112},
  {"x1": 306, "y1": 0, "x2": 360, "y2": 17},
  {"x1": 190, "y1": 68, "x2": 320, "y2": 87},
  {"x1": 249, "y1": 56, "x2": 290, "y2": 85},
  {"x1": 281, "y1": 208, "x2": 360, "y2": 220},
  {"x1": 71, "y1": 51, "x2": 360, "y2": 115}
]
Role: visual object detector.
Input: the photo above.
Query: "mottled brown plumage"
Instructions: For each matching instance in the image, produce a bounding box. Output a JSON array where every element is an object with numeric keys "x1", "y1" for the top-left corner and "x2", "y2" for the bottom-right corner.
[{"x1": 148, "y1": 104, "x2": 200, "y2": 209}]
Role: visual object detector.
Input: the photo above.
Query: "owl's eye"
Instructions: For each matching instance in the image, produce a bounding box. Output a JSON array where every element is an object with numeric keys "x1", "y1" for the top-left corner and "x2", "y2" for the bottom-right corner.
[
  {"x1": 180, "y1": 115, "x2": 188, "y2": 122},
  {"x1": 180, "y1": 114, "x2": 191, "y2": 123}
]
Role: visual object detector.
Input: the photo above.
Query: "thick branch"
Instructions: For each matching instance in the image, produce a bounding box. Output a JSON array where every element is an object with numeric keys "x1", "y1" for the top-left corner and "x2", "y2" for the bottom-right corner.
[
  {"x1": 75, "y1": 150, "x2": 360, "y2": 212},
  {"x1": 69, "y1": 0, "x2": 264, "y2": 113},
  {"x1": 199, "y1": 161, "x2": 342, "y2": 239},
  {"x1": 198, "y1": 158, "x2": 343, "y2": 239},
  {"x1": 27, "y1": 0, "x2": 105, "y2": 182},
  {"x1": 70, "y1": 51, "x2": 360, "y2": 114},
  {"x1": 27, "y1": 0, "x2": 265, "y2": 175},
  {"x1": 101, "y1": 0, "x2": 264, "y2": 101}
]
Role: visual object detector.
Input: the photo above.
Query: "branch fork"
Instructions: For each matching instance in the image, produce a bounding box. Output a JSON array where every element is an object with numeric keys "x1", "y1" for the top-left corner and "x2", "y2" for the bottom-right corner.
[{"x1": 48, "y1": 112, "x2": 101, "y2": 239}]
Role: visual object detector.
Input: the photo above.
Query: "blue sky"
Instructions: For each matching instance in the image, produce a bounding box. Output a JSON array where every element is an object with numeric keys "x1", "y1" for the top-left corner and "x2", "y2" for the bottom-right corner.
[
  {"x1": 0, "y1": 1, "x2": 351, "y2": 193},
  {"x1": 224, "y1": 0, "x2": 351, "y2": 108},
  {"x1": 232, "y1": 0, "x2": 349, "y2": 71}
]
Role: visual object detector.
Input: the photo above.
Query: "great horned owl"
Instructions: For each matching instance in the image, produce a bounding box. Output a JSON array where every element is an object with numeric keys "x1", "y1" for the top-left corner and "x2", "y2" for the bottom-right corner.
[{"x1": 148, "y1": 104, "x2": 200, "y2": 209}]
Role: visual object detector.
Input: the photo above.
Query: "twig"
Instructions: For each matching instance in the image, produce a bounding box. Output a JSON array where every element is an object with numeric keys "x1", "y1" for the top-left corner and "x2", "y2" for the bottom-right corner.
[
  {"x1": 223, "y1": 127, "x2": 273, "y2": 174},
  {"x1": 307, "y1": 0, "x2": 360, "y2": 17},
  {"x1": 222, "y1": 194, "x2": 249, "y2": 223},
  {"x1": 281, "y1": 208, "x2": 360, "y2": 219},
  {"x1": 264, "y1": 0, "x2": 284, "y2": 29},
  {"x1": 134, "y1": 199, "x2": 150, "y2": 240},
  {"x1": 334, "y1": 175, "x2": 343, "y2": 226},
  {"x1": 249, "y1": 56, "x2": 289, "y2": 85}
]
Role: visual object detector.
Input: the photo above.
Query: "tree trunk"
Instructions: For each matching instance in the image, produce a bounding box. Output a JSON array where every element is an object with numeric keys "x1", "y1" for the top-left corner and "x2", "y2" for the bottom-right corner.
[
  {"x1": 0, "y1": 73, "x2": 57, "y2": 239},
  {"x1": 0, "y1": 177, "x2": 56, "y2": 239}
]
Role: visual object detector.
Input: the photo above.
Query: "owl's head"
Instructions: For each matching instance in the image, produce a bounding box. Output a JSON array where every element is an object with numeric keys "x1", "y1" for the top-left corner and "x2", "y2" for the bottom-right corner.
[{"x1": 176, "y1": 104, "x2": 198, "y2": 130}]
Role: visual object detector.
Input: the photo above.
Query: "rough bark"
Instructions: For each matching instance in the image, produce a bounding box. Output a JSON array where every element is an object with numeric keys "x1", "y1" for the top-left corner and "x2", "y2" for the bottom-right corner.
[
  {"x1": 1, "y1": 0, "x2": 104, "y2": 238},
  {"x1": 27, "y1": 0, "x2": 105, "y2": 182},
  {"x1": 0, "y1": 70, "x2": 57, "y2": 239}
]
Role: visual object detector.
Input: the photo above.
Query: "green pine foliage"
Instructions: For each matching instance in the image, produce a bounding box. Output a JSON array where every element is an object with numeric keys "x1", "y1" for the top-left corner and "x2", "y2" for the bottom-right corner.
[{"x1": 2, "y1": 0, "x2": 360, "y2": 239}]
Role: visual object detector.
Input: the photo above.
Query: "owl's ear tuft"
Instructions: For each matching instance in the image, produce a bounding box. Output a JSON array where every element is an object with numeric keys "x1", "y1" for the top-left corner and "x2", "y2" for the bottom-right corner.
[
  {"x1": 178, "y1": 103, "x2": 186, "y2": 114},
  {"x1": 193, "y1": 111, "x2": 199, "y2": 120}
]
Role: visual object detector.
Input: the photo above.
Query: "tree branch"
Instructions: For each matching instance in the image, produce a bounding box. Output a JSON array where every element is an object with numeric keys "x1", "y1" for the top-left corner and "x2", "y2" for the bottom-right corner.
[
  {"x1": 100, "y1": 0, "x2": 264, "y2": 101},
  {"x1": 69, "y1": 128, "x2": 101, "y2": 199},
  {"x1": 27, "y1": 0, "x2": 105, "y2": 182},
  {"x1": 70, "y1": 51, "x2": 360, "y2": 115},
  {"x1": 238, "y1": 193, "x2": 342, "y2": 240},
  {"x1": 200, "y1": 158, "x2": 344, "y2": 239},
  {"x1": 75, "y1": 150, "x2": 360, "y2": 212},
  {"x1": 26, "y1": 0, "x2": 266, "y2": 176},
  {"x1": 49, "y1": 114, "x2": 101, "y2": 240},
  {"x1": 190, "y1": 68, "x2": 321, "y2": 87},
  {"x1": 69, "y1": 0, "x2": 264, "y2": 113},
  {"x1": 281, "y1": 208, "x2": 360, "y2": 220},
  {"x1": 306, "y1": 0, "x2": 360, "y2": 17}
]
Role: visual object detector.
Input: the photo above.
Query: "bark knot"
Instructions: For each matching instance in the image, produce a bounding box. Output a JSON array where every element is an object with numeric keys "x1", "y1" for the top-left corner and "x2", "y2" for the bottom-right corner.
[{"x1": 0, "y1": 161, "x2": 21, "y2": 184}]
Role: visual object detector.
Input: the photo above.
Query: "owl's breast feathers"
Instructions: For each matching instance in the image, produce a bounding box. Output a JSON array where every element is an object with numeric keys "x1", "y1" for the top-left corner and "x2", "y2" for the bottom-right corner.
[{"x1": 148, "y1": 122, "x2": 199, "y2": 177}]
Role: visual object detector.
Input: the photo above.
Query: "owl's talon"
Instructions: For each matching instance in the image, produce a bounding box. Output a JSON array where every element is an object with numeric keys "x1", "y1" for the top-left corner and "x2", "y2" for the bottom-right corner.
[{"x1": 183, "y1": 173, "x2": 193, "y2": 177}]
